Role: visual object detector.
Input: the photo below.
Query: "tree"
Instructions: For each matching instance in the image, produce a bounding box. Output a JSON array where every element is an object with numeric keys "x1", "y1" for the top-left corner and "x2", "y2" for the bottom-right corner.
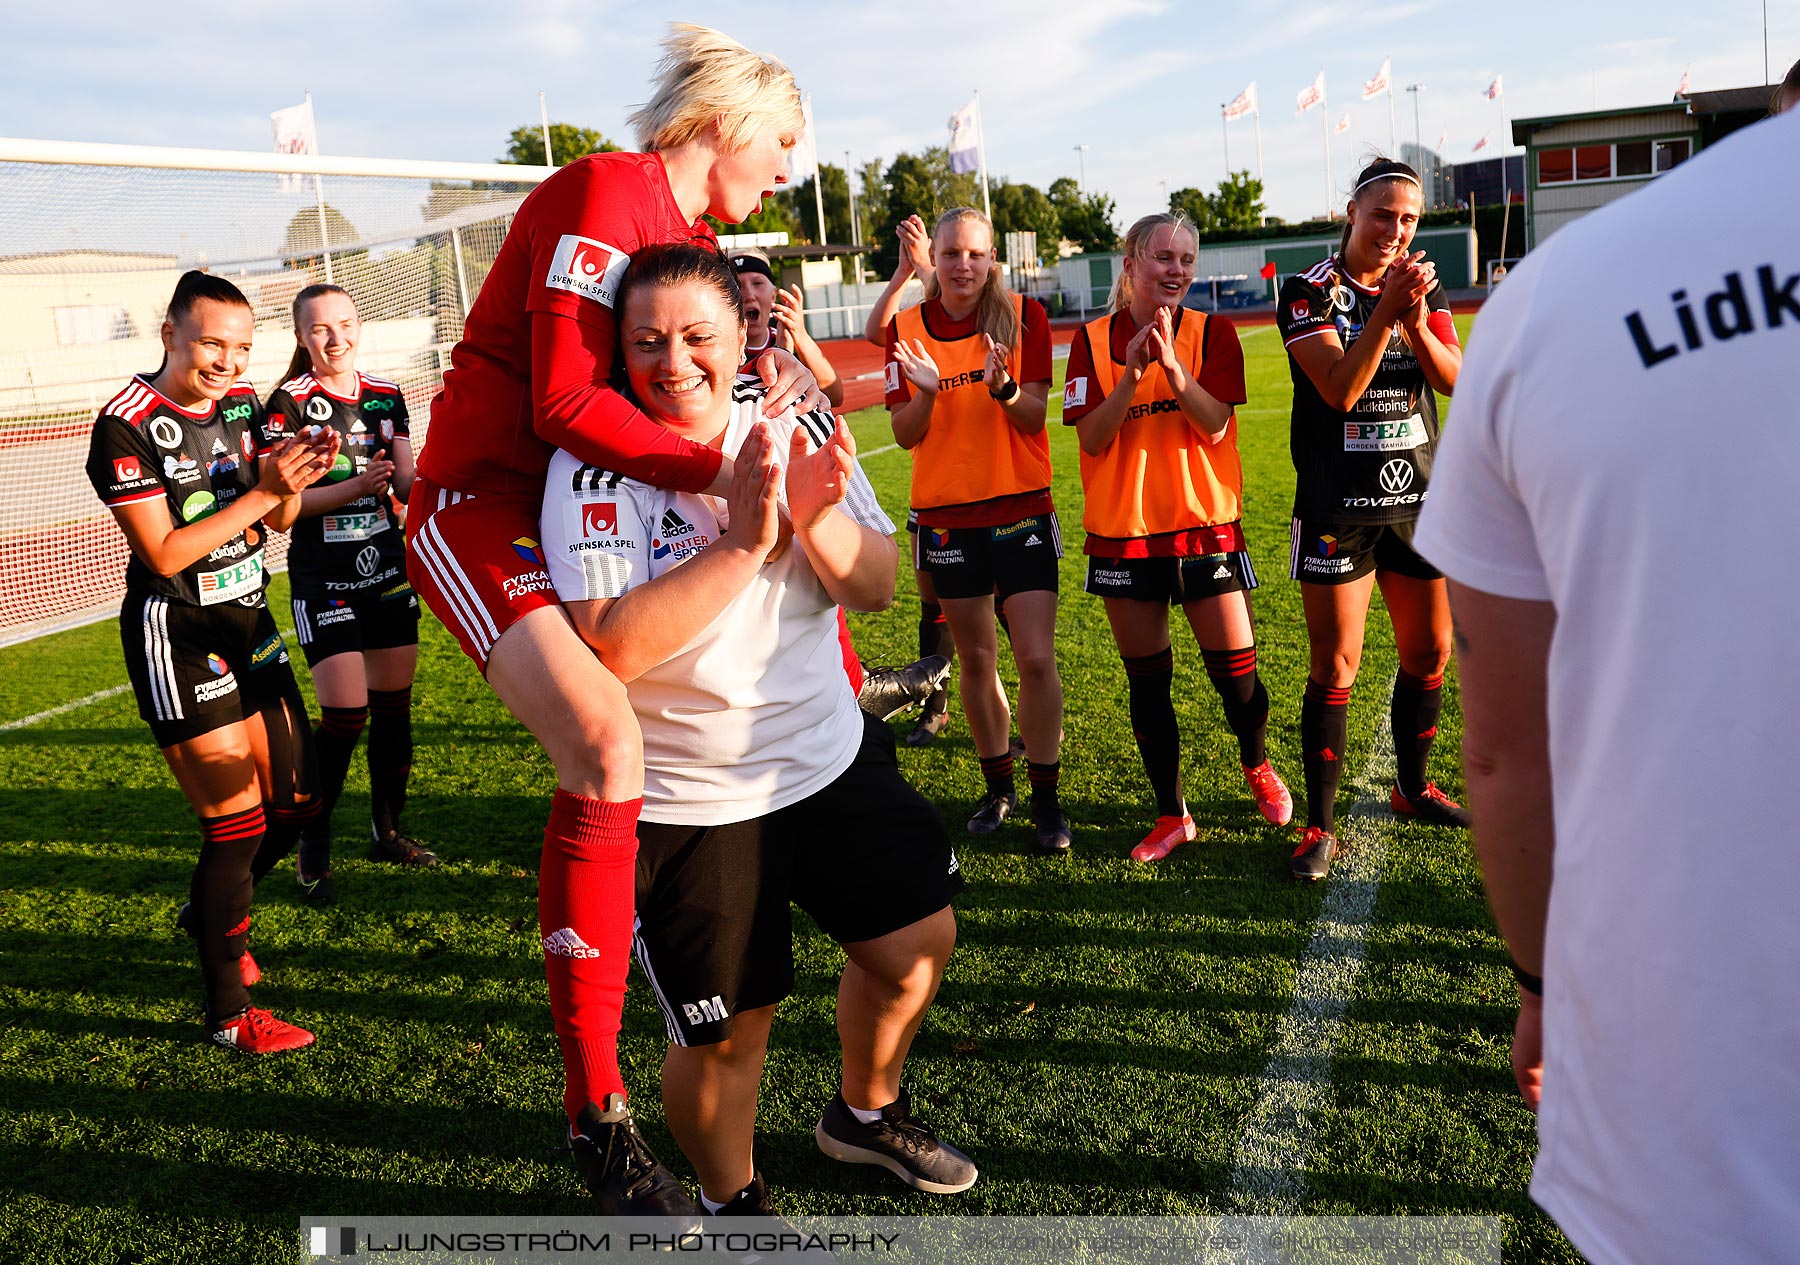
[
  {"x1": 989, "y1": 180, "x2": 1062, "y2": 266},
  {"x1": 1209, "y1": 170, "x2": 1266, "y2": 232},
  {"x1": 501, "y1": 123, "x2": 620, "y2": 167},
  {"x1": 865, "y1": 147, "x2": 981, "y2": 275},
  {"x1": 1167, "y1": 187, "x2": 1219, "y2": 234},
  {"x1": 281, "y1": 204, "x2": 363, "y2": 271},
  {"x1": 1048, "y1": 177, "x2": 1119, "y2": 253}
]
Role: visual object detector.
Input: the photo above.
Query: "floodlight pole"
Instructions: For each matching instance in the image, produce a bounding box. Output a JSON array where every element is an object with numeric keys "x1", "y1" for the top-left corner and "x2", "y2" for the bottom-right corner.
[
  {"x1": 1406, "y1": 84, "x2": 1426, "y2": 202},
  {"x1": 1074, "y1": 143, "x2": 1088, "y2": 193}
]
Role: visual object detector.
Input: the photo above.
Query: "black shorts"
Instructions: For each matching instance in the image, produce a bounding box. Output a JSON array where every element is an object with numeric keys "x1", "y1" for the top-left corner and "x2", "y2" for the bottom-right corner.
[
  {"x1": 1084, "y1": 551, "x2": 1259, "y2": 603},
  {"x1": 632, "y1": 712, "x2": 962, "y2": 1048},
  {"x1": 914, "y1": 512, "x2": 1062, "y2": 601},
  {"x1": 290, "y1": 582, "x2": 421, "y2": 668},
  {"x1": 120, "y1": 594, "x2": 304, "y2": 747},
  {"x1": 1288, "y1": 517, "x2": 1441, "y2": 585}
]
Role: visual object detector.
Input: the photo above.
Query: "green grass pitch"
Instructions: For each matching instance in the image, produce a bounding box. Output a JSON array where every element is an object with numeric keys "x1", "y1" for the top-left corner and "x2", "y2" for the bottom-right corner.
[{"x1": 0, "y1": 317, "x2": 1580, "y2": 1262}]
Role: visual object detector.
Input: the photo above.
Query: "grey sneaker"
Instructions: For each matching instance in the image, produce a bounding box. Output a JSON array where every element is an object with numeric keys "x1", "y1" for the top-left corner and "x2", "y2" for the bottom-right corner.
[
  {"x1": 858, "y1": 655, "x2": 953, "y2": 722},
  {"x1": 814, "y1": 1089, "x2": 978, "y2": 1194}
]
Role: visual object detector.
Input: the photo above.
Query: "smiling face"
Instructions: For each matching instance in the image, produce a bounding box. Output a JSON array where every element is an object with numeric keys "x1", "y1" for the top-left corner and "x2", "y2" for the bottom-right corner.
[
  {"x1": 709, "y1": 121, "x2": 795, "y2": 224},
  {"x1": 736, "y1": 268, "x2": 777, "y2": 348},
  {"x1": 1124, "y1": 222, "x2": 1197, "y2": 314},
  {"x1": 620, "y1": 279, "x2": 747, "y2": 445},
  {"x1": 158, "y1": 298, "x2": 253, "y2": 408},
  {"x1": 1343, "y1": 178, "x2": 1423, "y2": 278},
  {"x1": 297, "y1": 290, "x2": 360, "y2": 380},
  {"x1": 930, "y1": 215, "x2": 995, "y2": 313}
]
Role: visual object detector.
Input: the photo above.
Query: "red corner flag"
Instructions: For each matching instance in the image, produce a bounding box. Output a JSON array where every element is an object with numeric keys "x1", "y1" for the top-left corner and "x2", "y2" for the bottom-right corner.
[{"x1": 1259, "y1": 261, "x2": 1277, "y2": 280}]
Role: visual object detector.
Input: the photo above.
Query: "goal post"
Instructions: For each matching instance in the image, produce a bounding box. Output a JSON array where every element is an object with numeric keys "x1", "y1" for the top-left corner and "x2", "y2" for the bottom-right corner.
[{"x1": 0, "y1": 138, "x2": 554, "y2": 646}]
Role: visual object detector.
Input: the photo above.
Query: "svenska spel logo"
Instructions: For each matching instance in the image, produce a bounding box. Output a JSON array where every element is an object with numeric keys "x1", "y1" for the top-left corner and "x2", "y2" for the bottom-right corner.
[
  {"x1": 581, "y1": 502, "x2": 618, "y2": 538},
  {"x1": 544, "y1": 234, "x2": 631, "y2": 308}
]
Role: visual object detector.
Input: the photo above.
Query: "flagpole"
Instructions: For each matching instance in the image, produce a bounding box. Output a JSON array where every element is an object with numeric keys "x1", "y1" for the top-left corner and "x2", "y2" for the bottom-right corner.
[
  {"x1": 1221, "y1": 105, "x2": 1231, "y2": 177},
  {"x1": 1497, "y1": 86, "x2": 1512, "y2": 263},
  {"x1": 538, "y1": 91, "x2": 555, "y2": 166},
  {"x1": 1386, "y1": 61, "x2": 1398, "y2": 158},
  {"x1": 1320, "y1": 80, "x2": 1332, "y2": 219},
  {"x1": 974, "y1": 90, "x2": 992, "y2": 222},
  {"x1": 805, "y1": 95, "x2": 827, "y2": 244},
  {"x1": 1254, "y1": 104, "x2": 1264, "y2": 185},
  {"x1": 307, "y1": 92, "x2": 333, "y2": 284}
]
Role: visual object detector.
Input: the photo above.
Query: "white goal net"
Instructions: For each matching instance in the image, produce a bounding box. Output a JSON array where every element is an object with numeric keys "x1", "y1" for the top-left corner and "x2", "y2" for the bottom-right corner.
[{"x1": 0, "y1": 139, "x2": 553, "y2": 646}]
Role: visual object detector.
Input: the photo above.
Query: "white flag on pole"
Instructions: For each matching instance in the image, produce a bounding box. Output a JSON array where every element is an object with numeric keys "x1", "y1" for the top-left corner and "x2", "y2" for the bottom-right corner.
[
  {"x1": 1472, "y1": 133, "x2": 1491, "y2": 152},
  {"x1": 1484, "y1": 75, "x2": 1503, "y2": 100},
  {"x1": 1334, "y1": 113, "x2": 1351, "y2": 134},
  {"x1": 948, "y1": 95, "x2": 981, "y2": 175},
  {"x1": 271, "y1": 98, "x2": 318, "y2": 193},
  {"x1": 1362, "y1": 57, "x2": 1392, "y2": 101},
  {"x1": 1223, "y1": 82, "x2": 1257, "y2": 120},
  {"x1": 1677, "y1": 67, "x2": 1690, "y2": 96},
  {"x1": 789, "y1": 94, "x2": 819, "y2": 183},
  {"x1": 1296, "y1": 71, "x2": 1325, "y2": 114},
  {"x1": 1436, "y1": 132, "x2": 1447, "y2": 153}
]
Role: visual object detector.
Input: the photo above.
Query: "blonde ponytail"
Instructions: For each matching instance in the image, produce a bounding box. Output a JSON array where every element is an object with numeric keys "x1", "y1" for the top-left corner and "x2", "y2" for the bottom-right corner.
[{"x1": 921, "y1": 206, "x2": 1020, "y2": 350}]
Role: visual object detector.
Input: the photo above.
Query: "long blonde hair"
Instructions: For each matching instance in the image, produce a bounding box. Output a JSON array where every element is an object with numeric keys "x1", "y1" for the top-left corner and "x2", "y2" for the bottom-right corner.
[
  {"x1": 627, "y1": 23, "x2": 804, "y2": 153},
  {"x1": 921, "y1": 207, "x2": 1020, "y2": 349},
  {"x1": 1110, "y1": 213, "x2": 1196, "y2": 313}
]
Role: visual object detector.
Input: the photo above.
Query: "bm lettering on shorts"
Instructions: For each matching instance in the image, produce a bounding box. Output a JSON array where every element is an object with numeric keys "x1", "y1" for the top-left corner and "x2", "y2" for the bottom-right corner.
[{"x1": 682, "y1": 994, "x2": 730, "y2": 1026}]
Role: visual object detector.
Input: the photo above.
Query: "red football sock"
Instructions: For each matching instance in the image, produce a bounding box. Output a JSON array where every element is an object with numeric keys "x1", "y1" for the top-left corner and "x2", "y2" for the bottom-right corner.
[{"x1": 539, "y1": 788, "x2": 641, "y2": 1128}]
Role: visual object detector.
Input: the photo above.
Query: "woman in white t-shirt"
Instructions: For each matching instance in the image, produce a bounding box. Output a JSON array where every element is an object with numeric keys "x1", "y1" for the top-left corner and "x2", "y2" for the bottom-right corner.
[{"x1": 540, "y1": 242, "x2": 974, "y2": 1214}]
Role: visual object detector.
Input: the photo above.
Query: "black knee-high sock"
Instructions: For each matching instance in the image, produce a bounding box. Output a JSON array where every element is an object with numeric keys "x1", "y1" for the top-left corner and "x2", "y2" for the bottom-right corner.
[
  {"x1": 978, "y1": 751, "x2": 1015, "y2": 801},
  {"x1": 1391, "y1": 670, "x2": 1445, "y2": 797},
  {"x1": 254, "y1": 694, "x2": 324, "y2": 880},
  {"x1": 1301, "y1": 679, "x2": 1352, "y2": 831},
  {"x1": 312, "y1": 703, "x2": 366, "y2": 826},
  {"x1": 366, "y1": 687, "x2": 414, "y2": 840},
  {"x1": 191, "y1": 805, "x2": 264, "y2": 1022},
  {"x1": 1122, "y1": 649, "x2": 1183, "y2": 817},
  {"x1": 919, "y1": 601, "x2": 951, "y2": 714},
  {"x1": 257, "y1": 799, "x2": 324, "y2": 881},
  {"x1": 1201, "y1": 646, "x2": 1270, "y2": 767},
  {"x1": 1027, "y1": 761, "x2": 1062, "y2": 825}
]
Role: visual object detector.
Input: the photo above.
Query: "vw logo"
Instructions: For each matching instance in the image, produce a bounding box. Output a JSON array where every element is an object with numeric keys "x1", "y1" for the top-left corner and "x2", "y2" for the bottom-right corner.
[
  {"x1": 355, "y1": 545, "x2": 380, "y2": 577},
  {"x1": 306, "y1": 395, "x2": 334, "y2": 422},
  {"x1": 1379, "y1": 459, "x2": 1415, "y2": 494}
]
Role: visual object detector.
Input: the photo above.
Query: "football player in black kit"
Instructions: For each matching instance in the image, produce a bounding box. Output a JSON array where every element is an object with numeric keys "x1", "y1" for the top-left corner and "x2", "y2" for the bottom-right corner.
[
  {"x1": 266, "y1": 284, "x2": 435, "y2": 904},
  {"x1": 84, "y1": 271, "x2": 339, "y2": 1052},
  {"x1": 1276, "y1": 158, "x2": 1467, "y2": 882}
]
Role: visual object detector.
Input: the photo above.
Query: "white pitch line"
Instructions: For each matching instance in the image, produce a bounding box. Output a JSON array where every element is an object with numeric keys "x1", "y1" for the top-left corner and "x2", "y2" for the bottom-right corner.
[
  {"x1": 861, "y1": 442, "x2": 900, "y2": 459},
  {"x1": 1225, "y1": 682, "x2": 1397, "y2": 1213},
  {"x1": 0, "y1": 684, "x2": 132, "y2": 732}
]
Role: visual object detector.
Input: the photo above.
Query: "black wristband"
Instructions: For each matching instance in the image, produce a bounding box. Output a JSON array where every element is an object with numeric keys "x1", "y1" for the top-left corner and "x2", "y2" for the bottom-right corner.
[
  {"x1": 989, "y1": 378, "x2": 1020, "y2": 404},
  {"x1": 1510, "y1": 959, "x2": 1543, "y2": 996}
]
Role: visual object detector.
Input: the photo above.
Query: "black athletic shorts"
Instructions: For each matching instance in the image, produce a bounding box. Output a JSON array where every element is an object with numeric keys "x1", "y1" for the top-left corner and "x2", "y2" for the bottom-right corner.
[
  {"x1": 290, "y1": 582, "x2": 421, "y2": 668},
  {"x1": 914, "y1": 512, "x2": 1062, "y2": 601},
  {"x1": 120, "y1": 593, "x2": 304, "y2": 747},
  {"x1": 1084, "y1": 551, "x2": 1259, "y2": 603},
  {"x1": 1288, "y1": 517, "x2": 1441, "y2": 585},
  {"x1": 632, "y1": 712, "x2": 962, "y2": 1048}
]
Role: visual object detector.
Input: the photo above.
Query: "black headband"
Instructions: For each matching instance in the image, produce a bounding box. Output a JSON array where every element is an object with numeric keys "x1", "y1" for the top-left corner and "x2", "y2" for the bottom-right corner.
[{"x1": 732, "y1": 254, "x2": 774, "y2": 283}]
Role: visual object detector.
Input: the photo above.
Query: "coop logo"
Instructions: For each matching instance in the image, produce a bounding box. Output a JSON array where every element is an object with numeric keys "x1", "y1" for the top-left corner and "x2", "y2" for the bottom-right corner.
[
  {"x1": 222, "y1": 402, "x2": 253, "y2": 424},
  {"x1": 306, "y1": 395, "x2": 334, "y2": 422},
  {"x1": 362, "y1": 397, "x2": 396, "y2": 411},
  {"x1": 1378, "y1": 459, "x2": 1415, "y2": 495},
  {"x1": 545, "y1": 234, "x2": 630, "y2": 308},
  {"x1": 581, "y1": 502, "x2": 619, "y2": 538},
  {"x1": 682, "y1": 994, "x2": 730, "y2": 1026}
]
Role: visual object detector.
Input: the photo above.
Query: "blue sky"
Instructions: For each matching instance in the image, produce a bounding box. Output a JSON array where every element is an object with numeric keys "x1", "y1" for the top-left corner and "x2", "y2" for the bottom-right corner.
[{"x1": 5, "y1": 0, "x2": 1793, "y2": 227}]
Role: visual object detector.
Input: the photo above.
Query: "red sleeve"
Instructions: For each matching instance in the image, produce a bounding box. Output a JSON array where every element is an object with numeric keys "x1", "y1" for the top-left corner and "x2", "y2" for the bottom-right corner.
[
  {"x1": 531, "y1": 310, "x2": 722, "y2": 492},
  {"x1": 1060, "y1": 328, "x2": 1099, "y2": 424},
  {"x1": 883, "y1": 318, "x2": 910, "y2": 408},
  {"x1": 1197, "y1": 316, "x2": 1247, "y2": 407},
  {"x1": 1019, "y1": 299, "x2": 1052, "y2": 385},
  {"x1": 522, "y1": 159, "x2": 643, "y2": 332},
  {"x1": 1426, "y1": 309, "x2": 1460, "y2": 348}
]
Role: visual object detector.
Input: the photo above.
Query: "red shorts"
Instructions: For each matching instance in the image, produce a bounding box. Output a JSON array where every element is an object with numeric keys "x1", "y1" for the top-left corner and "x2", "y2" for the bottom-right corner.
[{"x1": 406, "y1": 475, "x2": 560, "y2": 672}]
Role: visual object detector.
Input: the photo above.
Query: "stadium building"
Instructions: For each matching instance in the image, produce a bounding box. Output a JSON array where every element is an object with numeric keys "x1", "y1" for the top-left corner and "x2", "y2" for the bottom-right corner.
[{"x1": 1511, "y1": 84, "x2": 1777, "y2": 248}]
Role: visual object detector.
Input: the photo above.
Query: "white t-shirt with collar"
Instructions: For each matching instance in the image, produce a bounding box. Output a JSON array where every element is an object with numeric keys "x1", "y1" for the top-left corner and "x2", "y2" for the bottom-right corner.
[{"x1": 540, "y1": 383, "x2": 893, "y2": 826}]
